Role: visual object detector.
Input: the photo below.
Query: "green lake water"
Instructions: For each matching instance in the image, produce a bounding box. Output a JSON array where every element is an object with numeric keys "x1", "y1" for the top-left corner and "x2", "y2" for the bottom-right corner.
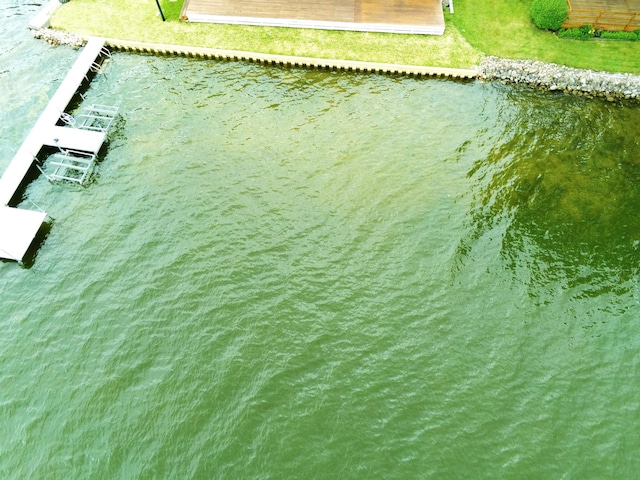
[{"x1": 2, "y1": 2, "x2": 640, "y2": 478}]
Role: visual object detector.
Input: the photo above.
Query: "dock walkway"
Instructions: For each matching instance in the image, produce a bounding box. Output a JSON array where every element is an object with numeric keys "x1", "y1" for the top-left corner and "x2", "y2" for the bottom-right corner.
[{"x1": 0, "y1": 37, "x2": 109, "y2": 262}]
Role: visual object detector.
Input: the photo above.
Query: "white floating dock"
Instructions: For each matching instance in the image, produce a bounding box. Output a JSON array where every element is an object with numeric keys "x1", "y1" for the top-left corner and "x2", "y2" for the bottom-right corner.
[
  {"x1": 0, "y1": 206, "x2": 48, "y2": 262},
  {"x1": 0, "y1": 37, "x2": 108, "y2": 262},
  {"x1": 41, "y1": 125, "x2": 106, "y2": 153}
]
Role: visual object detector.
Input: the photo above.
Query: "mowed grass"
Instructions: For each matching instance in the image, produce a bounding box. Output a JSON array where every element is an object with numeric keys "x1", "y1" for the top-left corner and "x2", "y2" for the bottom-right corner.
[
  {"x1": 50, "y1": 0, "x2": 640, "y2": 73},
  {"x1": 450, "y1": 0, "x2": 640, "y2": 74},
  {"x1": 49, "y1": 0, "x2": 481, "y2": 68}
]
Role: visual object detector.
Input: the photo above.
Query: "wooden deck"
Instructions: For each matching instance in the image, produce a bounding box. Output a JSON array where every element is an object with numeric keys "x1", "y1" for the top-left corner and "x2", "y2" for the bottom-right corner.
[
  {"x1": 564, "y1": 0, "x2": 640, "y2": 30},
  {"x1": 181, "y1": 0, "x2": 445, "y2": 35}
]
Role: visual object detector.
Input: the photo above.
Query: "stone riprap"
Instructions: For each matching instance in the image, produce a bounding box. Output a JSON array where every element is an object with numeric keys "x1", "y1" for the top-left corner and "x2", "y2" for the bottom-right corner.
[
  {"x1": 31, "y1": 28, "x2": 84, "y2": 47},
  {"x1": 478, "y1": 56, "x2": 640, "y2": 101}
]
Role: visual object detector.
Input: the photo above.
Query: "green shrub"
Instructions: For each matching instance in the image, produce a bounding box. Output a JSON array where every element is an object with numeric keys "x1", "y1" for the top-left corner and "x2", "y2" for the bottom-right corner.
[
  {"x1": 558, "y1": 27, "x2": 640, "y2": 41},
  {"x1": 558, "y1": 25, "x2": 595, "y2": 39},
  {"x1": 531, "y1": 0, "x2": 569, "y2": 31},
  {"x1": 600, "y1": 30, "x2": 640, "y2": 41}
]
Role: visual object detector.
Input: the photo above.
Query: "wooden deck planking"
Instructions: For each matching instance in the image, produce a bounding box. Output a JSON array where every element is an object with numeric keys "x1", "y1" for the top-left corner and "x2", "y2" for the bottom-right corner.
[
  {"x1": 564, "y1": 0, "x2": 640, "y2": 30},
  {"x1": 568, "y1": 0, "x2": 640, "y2": 10},
  {"x1": 182, "y1": 0, "x2": 445, "y2": 34}
]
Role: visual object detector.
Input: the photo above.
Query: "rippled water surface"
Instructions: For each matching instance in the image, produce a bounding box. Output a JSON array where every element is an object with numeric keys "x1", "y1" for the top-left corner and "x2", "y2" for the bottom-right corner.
[{"x1": 2, "y1": 2, "x2": 640, "y2": 478}]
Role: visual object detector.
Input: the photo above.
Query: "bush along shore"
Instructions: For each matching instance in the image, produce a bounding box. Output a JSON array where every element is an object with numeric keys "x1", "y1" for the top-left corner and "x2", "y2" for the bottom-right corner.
[
  {"x1": 478, "y1": 56, "x2": 640, "y2": 101},
  {"x1": 32, "y1": 28, "x2": 640, "y2": 101}
]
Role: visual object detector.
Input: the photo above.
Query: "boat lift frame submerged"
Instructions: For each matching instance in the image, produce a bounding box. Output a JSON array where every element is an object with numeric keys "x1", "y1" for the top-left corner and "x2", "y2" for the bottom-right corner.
[{"x1": 38, "y1": 103, "x2": 119, "y2": 185}]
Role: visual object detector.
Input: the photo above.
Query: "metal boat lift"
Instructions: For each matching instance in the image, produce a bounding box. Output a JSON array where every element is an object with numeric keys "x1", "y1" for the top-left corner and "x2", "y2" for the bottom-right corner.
[
  {"x1": 39, "y1": 103, "x2": 119, "y2": 185},
  {"x1": 60, "y1": 103, "x2": 119, "y2": 133},
  {"x1": 44, "y1": 148, "x2": 97, "y2": 185}
]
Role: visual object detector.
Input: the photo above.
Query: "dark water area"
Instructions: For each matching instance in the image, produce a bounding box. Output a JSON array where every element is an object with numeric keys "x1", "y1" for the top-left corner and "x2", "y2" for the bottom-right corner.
[
  {"x1": 460, "y1": 89, "x2": 640, "y2": 303},
  {"x1": 2, "y1": 2, "x2": 640, "y2": 478}
]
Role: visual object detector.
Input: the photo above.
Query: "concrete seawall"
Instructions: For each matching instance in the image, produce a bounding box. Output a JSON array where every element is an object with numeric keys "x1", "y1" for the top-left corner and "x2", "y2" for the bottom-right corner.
[{"x1": 102, "y1": 38, "x2": 478, "y2": 79}]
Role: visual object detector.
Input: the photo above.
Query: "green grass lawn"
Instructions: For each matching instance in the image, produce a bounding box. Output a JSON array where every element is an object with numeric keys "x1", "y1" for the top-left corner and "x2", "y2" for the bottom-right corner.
[
  {"x1": 49, "y1": 0, "x2": 640, "y2": 74},
  {"x1": 49, "y1": 0, "x2": 481, "y2": 68},
  {"x1": 450, "y1": 0, "x2": 640, "y2": 74}
]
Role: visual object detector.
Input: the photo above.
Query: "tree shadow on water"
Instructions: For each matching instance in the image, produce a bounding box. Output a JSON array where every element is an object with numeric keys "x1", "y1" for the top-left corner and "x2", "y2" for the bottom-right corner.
[{"x1": 457, "y1": 94, "x2": 640, "y2": 300}]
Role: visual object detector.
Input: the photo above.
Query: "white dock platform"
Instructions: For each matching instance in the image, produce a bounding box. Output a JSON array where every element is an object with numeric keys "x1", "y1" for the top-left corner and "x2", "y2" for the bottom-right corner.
[
  {"x1": 41, "y1": 125, "x2": 106, "y2": 153},
  {"x1": 0, "y1": 206, "x2": 48, "y2": 262},
  {"x1": 0, "y1": 37, "x2": 108, "y2": 262}
]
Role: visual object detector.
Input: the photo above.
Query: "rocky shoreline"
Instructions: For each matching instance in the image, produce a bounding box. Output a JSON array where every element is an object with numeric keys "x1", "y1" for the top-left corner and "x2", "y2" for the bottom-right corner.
[
  {"x1": 478, "y1": 56, "x2": 640, "y2": 101},
  {"x1": 31, "y1": 28, "x2": 640, "y2": 101},
  {"x1": 31, "y1": 28, "x2": 84, "y2": 47}
]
